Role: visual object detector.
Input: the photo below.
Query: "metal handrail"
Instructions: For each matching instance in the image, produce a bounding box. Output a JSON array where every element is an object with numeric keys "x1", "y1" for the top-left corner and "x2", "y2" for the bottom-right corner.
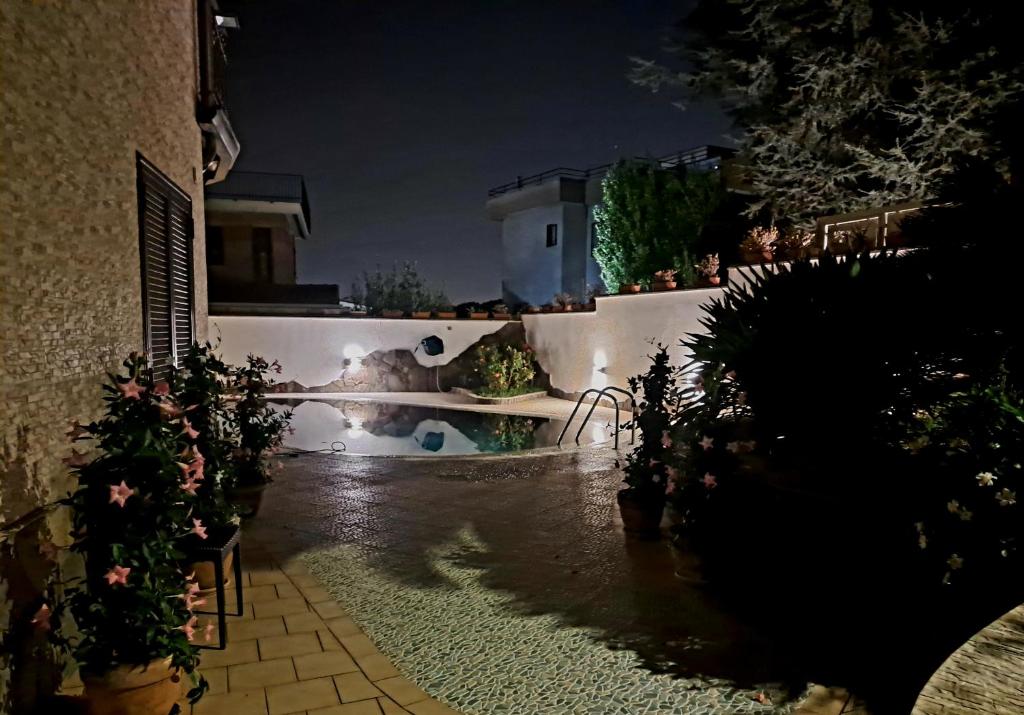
[
  {"x1": 574, "y1": 387, "x2": 636, "y2": 448},
  {"x1": 556, "y1": 386, "x2": 636, "y2": 450}
]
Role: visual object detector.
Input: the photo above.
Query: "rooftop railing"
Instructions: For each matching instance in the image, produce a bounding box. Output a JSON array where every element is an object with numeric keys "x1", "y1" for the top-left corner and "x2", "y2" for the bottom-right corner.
[{"x1": 487, "y1": 145, "x2": 733, "y2": 197}]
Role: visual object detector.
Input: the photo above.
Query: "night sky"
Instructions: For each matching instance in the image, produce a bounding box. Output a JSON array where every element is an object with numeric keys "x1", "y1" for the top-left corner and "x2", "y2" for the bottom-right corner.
[{"x1": 226, "y1": 0, "x2": 731, "y2": 303}]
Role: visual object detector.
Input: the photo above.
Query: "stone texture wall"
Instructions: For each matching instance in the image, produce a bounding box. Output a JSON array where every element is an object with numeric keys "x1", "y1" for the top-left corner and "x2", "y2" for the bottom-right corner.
[{"x1": 0, "y1": 1, "x2": 208, "y2": 711}]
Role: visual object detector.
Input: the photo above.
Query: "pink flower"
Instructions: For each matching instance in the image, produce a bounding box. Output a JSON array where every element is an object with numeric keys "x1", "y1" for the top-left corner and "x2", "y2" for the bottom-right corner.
[
  {"x1": 31, "y1": 604, "x2": 52, "y2": 631},
  {"x1": 117, "y1": 379, "x2": 145, "y2": 400},
  {"x1": 191, "y1": 518, "x2": 208, "y2": 540},
  {"x1": 666, "y1": 465, "x2": 679, "y2": 481},
  {"x1": 702, "y1": 473, "x2": 717, "y2": 489},
  {"x1": 666, "y1": 479, "x2": 677, "y2": 494},
  {"x1": 660, "y1": 431, "x2": 673, "y2": 449},
  {"x1": 67, "y1": 421, "x2": 89, "y2": 439},
  {"x1": 204, "y1": 622, "x2": 216, "y2": 642},
  {"x1": 725, "y1": 370, "x2": 737, "y2": 380},
  {"x1": 63, "y1": 450, "x2": 89, "y2": 467},
  {"x1": 182, "y1": 418, "x2": 199, "y2": 440},
  {"x1": 741, "y1": 440, "x2": 756, "y2": 452},
  {"x1": 180, "y1": 616, "x2": 198, "y2": 642},
  {"x1": 180, "y1": 478, "x2": 200, "y2": 496},
  {"x1": 726, "y1": 441, "x2": 740, "y2": 453},
  {"x1": 699, "y1": 435, "x2": 714, "y2": 451},
  {"x1": 153, "y1": 381, "x2": 170, "y2": 396},
  {"x1": 191, "y1": 446, "x2": 206, "y2": 466},
  {"x1": 105, "y1": 565, "x2": 131, "y2": 586},
  {"x1": 159, "y1": 401, "x2": 183, "y2": 418},
  {"x1": 648, "y1": 458, "x2": 660, "y2": 467},
  {"x1": 180, "y1": 591, "x2": 207, "y2": 610},
  {"x1": 108, "y1": 480, "x2": 134, "y2": 508}
]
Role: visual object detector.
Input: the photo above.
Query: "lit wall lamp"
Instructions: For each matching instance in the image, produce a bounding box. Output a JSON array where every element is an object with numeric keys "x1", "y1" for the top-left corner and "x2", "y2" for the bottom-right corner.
[{"x1": 215, "y1": 14, "x2": 240, "y2": 28}]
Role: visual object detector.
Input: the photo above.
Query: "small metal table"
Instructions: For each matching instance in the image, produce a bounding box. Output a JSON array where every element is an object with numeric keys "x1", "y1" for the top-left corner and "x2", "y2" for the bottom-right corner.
[{"x1": 183, "y1": 524, "x2": 243, "y2": 650}]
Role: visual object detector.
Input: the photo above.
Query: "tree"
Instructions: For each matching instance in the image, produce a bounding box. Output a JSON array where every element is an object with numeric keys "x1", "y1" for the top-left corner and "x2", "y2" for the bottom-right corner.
[
  {"x1": 631, "y1": 0, "x2": 1024, "y2": 227},
  {"x1": 593, "y1": 161, "x2": 726, "y2": 289}
]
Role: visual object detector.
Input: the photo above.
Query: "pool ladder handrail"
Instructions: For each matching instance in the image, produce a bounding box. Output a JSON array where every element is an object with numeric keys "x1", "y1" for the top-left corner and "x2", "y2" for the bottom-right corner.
[{"x1": 557, "y1": 386, "x2": 636, "y2": 450}]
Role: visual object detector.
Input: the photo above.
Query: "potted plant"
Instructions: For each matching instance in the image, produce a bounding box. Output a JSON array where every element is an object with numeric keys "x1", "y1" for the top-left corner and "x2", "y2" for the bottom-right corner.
[
  {"x1": 553, "y1": 292, "x2": 575, "y2": 312},
  {"x1": 469, "y1": 304, "x2": 489, "y2": 320},
  {"x1": 619, "y1": 346, "x2": 677, "y2": 534},
  {"x1": 435, "y1": 304, "x2": 457, "y2": 319},
  {"x1": 57, "y1": 353, "x2": 209, "y2": 713},
  {"x1": 346, "y1": 308, "x2": 367, "y2": 318},
  {"x1": 228, "y1": 355, "x2": 293, "y2": 519},
  {"x1": 740, "y1": 226, "x2": 779, "y2": 263},
  {"x1": 491, "y1": 303, "x2": 511, "y2": 320},
  {"x1": 696, "y1": 254, "x2": 721, "y2": 286},
  {"x1": 381, "y1": 308, "x2": 404, "y2": 319},
  {"x1": 171, "y1": 343, "x2": 239, "y2": 590},
  {"x1": 652, "y1": 269, "x2": 677, "y2": 291},
  {"x1": 618, "y1": 279, "x2": 642, "y2": 294},
  {"x1": 525, "y1": 305, "x2": 541, "y2": 314},
  {"x1": 472, "y1": 343, "x2": 536, "y2": 397},
  {"x1": 411, "y1": 309, "x2": 431, "y2": 319},
  {"x1": 775, "y1": 230, "x2": 814, "y2": 260}
]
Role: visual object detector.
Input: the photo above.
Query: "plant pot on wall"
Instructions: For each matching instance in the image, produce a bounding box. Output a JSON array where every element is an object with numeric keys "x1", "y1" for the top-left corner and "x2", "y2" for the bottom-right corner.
[
  {"x1": 435, "y1": 310, "x2": 457, "y2": 319},
  {"x1": 82, "y1": 658, "x2": 181, "y2": 715},
  {"x1": 381, "y1": 309, "x2": 404, "y2": 319},
  {"x1": 616, "y1": 490, "x2": 664, "y2": 534},
  {"x1": 492, "y1": 311, "x2": 511, "y2": 321},
  {"x1": 470, "y1": 311, "x2": 489, "y2": 320},
  {"x1": 411, "y1": 311, "x2": 431, "y2": 319},
  {"x1": 618, "y1": 283, "x2": 641, "y2": 294},
  {"x1": 347, "y1": 310, "x2": 367, "y2": 318},
  {"x1": 652, "y1": 280, "x2": 677, "y2": 291}
]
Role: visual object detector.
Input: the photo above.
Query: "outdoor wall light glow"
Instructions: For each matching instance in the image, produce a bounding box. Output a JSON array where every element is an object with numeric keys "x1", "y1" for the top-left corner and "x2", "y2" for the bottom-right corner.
[
  {"x1": 343, "y1": 344, "x2": 366, "y2": 373},
  {"x1": 347, "y1": 417, "x2": 365, "y2": 438}
]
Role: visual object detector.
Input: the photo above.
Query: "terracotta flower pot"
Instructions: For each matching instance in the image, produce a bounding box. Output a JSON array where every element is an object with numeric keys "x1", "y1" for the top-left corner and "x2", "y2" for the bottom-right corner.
[
  {"x1": 190, "y1": 551, "x2": 234, "y2": 592},
  {"x1": 619, "y1": 283, "x2": 641, "y2": 294},
  {"x1": 82, "y1": 658, "x2": 180, "y2": 715},
  {"x1": 616, "y1": 491, "x2": 664, "y2": 534},
  {"x1": 708, "y1": 275, "x2": 721, "y2": 286},
  {"x1": 470, "y1": 311, "x2": 489, "y2": 320},
  {"x1": 411, "y1": 311, "x2": 431, "y2": 319},
  {"x1": 492, "y1": 312, "x2": 511, "y2": 321},
  {"x1": 652, "y1": 280, "x2": 677, "y2": 291},
  {"x1": 346, "y1": 310, "x2": 367, "y2": 318},
  {"x1": 761, "y1": 250, "x2": 774, "y2": 262},
  {"x1": 381, "y1": 309, "x2": 404, "y2": 319},
  {"x1": 435, "y1": 311, "x2": 457, "y2": 319},
  {"x1": 228, "y1": 483, "x2": 266, "y2": 519},
  {"x1": 550, "y1": 305, "x2": 565, "y2": 313}
]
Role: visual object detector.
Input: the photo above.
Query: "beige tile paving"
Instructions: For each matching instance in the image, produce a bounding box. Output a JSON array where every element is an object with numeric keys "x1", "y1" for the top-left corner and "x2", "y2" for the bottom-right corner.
[{"x1": 173, "y1": 538, "x2": 462, "y2": 714}]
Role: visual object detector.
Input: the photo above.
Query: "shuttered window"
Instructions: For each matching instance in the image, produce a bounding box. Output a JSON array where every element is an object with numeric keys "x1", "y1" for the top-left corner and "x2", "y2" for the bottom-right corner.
[{"x1": 136, "y1": 154, "x2": 195, "y2": 378}]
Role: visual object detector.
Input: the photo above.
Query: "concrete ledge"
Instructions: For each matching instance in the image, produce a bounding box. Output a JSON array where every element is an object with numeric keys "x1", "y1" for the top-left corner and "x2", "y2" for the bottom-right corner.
[{"x1": 449, "y1": 387, "x2": 548, "y2": 404}]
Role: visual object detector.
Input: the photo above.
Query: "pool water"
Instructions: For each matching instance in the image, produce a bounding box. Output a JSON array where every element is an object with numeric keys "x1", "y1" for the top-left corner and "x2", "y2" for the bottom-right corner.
[{"x1": 270, "y1": 399, "x2": 614, "y2": 456}]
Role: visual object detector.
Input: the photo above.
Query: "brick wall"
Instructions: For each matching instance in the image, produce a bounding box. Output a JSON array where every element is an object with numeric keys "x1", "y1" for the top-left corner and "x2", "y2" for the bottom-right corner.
[{"x1": 0, "y1": 1, "x2": 209, "y2": 710}]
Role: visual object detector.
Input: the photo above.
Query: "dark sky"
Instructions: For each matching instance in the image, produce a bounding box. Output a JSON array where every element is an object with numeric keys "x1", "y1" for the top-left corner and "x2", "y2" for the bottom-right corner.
[{"x1": 226, "y1": 0, "x2": 731, "y2": 303}]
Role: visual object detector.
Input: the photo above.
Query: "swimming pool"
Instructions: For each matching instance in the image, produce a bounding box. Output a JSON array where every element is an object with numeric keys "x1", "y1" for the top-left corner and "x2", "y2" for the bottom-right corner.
[{"x1": 271, "y1": 399, "x2": 614, "y2": 456}]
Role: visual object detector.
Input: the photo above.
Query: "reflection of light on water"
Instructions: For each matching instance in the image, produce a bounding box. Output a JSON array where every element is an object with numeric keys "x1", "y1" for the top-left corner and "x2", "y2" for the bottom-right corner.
[
  {"x1": 591, "y1": 349, "x2": 609, "y2": 389},
  {"x1": 591, "y1": 423, "x2": 607, "y2": 444},
  {"x1": 343, "y1": 344, "x2": 365, "y2": 373},
  {"x1": 347, "y1": 416, "x2": 365, "y2": 438}
]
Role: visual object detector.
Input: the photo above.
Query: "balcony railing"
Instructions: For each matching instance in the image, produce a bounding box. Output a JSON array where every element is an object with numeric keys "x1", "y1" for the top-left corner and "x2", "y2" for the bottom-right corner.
[{"x1": 206, "y1": 171, "x2": 311, "y2": 233}]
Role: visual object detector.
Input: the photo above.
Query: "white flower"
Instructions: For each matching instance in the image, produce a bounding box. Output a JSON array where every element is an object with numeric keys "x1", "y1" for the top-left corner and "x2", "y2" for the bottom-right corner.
[
  {"x1": 652, "y1": 474, "x2": 662, "y2": 484},
  {"x1": 726, "y1": 441, "x2": 740, "y2": 454},
  {"x1": 947, "y1": 554, "x2": 963, "y2": 570},
  {"x1": 976, "y1": 471, "x2": 997, "y2": 487},
  {"x1": 918, "y1": 534, "x2": 927, "y2": 550},
  {"x1": 946, "y1": 500, "x2": 960, "y2": 514},
  {"x1": 997, "y1": 488, "x2": 1016, "y2": 507},
  {"x1": 959, "y1": 508, "x2": 973, "y2": 522}
]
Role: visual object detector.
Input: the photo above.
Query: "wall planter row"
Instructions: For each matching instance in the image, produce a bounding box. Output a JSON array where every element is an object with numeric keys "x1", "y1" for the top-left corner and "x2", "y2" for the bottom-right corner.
[{"x1": 337, "y1": 311, "x2": 520, "y2": 320}]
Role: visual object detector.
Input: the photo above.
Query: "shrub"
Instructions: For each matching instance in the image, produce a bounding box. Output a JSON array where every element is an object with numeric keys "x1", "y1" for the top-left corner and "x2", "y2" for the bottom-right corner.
[
  {"x1": 621, "y1": 345, "x2": 678, "y2": 502},
  {"x1": 58, "y1": 353, "x2": 208, "y2": 702},
  {"x1": 171, "y1": 342, "x2": 238, "y2": 530},
  {"x1": 233, "y1": 355, "x2": 292, "y2": 487},
  {"x1": 350, "y1": 262, "x2": 448, "y2": 315},
  {"x1": 593, "y1": 161, "x2": 724, "y2": 289},
  {"x1": 472, "y1": 344, "x2": 536, "y2": 397}
]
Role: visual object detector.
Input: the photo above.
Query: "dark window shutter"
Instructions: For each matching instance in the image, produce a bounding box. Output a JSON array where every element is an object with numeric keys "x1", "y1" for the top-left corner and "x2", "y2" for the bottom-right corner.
[{"x1": 137, "y1": 155, "x2": 195, "y2": 379}]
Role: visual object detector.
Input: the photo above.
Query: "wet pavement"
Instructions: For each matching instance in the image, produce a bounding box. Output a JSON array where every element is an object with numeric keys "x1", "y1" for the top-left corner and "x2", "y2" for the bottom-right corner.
[{"x1": 244, "y1": 447, "x2": 811, "y2": 714}]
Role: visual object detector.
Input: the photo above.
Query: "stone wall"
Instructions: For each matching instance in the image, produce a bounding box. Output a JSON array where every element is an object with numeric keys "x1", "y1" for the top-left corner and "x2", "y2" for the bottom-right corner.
[{"x1": 0, "y1": 1, "x2": 208, "y2": 711}]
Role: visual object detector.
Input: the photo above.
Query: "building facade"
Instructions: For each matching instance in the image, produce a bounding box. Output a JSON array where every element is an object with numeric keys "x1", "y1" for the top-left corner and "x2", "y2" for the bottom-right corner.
[
  {"x1": 0, "y1": 1, "x2": 238, "y2": 710},
  {"x1": 486, "y1": 146, "x2": 734, "y2": 307}
]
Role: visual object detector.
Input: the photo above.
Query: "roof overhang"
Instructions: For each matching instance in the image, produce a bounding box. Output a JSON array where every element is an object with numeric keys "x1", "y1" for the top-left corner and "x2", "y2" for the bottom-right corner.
[{"x1": 204, "y1": 197, "x2": 310, "y2": 238}]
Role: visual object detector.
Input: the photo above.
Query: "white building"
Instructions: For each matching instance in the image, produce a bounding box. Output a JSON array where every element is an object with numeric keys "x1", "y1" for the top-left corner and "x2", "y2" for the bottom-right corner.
[{"x1": 486, "y1": 146, "x2": 734, "y2": 307}]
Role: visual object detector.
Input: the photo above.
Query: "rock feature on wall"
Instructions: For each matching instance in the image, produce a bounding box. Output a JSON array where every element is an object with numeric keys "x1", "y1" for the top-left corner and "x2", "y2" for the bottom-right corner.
[{"x1": 270, "y1": 322, "x2": 552, "y2": 395}]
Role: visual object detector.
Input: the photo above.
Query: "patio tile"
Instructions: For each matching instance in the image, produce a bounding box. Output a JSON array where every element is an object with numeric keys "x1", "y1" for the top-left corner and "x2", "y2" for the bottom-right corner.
[
  {"x1": 338, "y1": 634, "x2": 377, "y2": 659},
  {"x1": 259, "y1": 632, "x2": 323, "y2": 659},
  {"x1": 250, "y1": 569, "x2": 291, "y2": 586},
  {"x1": 276, "y1": 582, "x2": 303, "y2": 600},
  {"x1": 355, "y1": 653, "x2": 400, "y2": 682},
  {"x1": 378, "y1": 698, "x2": 411, "y2": 714},
  {"x1": 245, "y1": 584, "x2": 282, "y2": 602},
  {"x1": 266, "y1": 676, "x2": 341, "y2": 714},
  {"x1": 200, "y1": 666, "x2": 227, "y2": 695},
  {"x1": 405, "y1": 700, "x2": 460, "y2": 715},
  {"x1": 229, "y1": 657, "x2": 297, "y2": 691},
  {"x1": 318, "y1": 631, "x2": 344, "y2": 651},
  {"x1": 284, "y1": 611, "x2": 328, "y2": 634},
  {"x1": 298, "y1": 585, "x2": 333, "y2": 602},
  {"x1": 326, "y1": 617, "x2": 362, "y2": 639},
  {"x1": 309, "y1": 700, "x2": 384, "y2": 714},
  {"x1": 373, "y1": 677, "x2": 429, "y2": 706},
  {"x1": 289, "y1": 572, "x2": 320, "y2": 588},
  {"x1": 312, "y1": 600, "x2": 347, "y2": 619},
  {"x1": 229, "y1": 616, "x2": 287, "y2": 641},
  {"x1": 293, "y1": 650, "x2": 360, "y2": 680},
  {"x1": 198, "y1": 639, "x2": 260, "y2": 669},
  {"x1": 193, "y1": 688, "x2": 268, "y2": 715},
  {"x1": 255, "y1": 597, "x2": 311, "y2": 619},
  {"x1": 333, "y1": 672, "x2": 383, "y2": 702}
]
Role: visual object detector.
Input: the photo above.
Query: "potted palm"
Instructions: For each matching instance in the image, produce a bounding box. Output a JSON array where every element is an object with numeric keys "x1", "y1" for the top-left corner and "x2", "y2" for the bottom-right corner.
[
  {"x1": 618, "y1": 346, "x2": 677, "y2": 534},
  {"x1": 696, "y1": 254, "x2": 721, "y2": 286},
  {"x1": 58, "y1": 353, "x2": 208, "y2": 713},
  {"x1": 228, "y1": 355, "x2": 292, "y2": 519},
  {"x1": 172, "y1": 343, "x2": 239, "y2": 590},
  {"x1": 740, "y1": 226, "x2": 779, "y2": 263}
]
